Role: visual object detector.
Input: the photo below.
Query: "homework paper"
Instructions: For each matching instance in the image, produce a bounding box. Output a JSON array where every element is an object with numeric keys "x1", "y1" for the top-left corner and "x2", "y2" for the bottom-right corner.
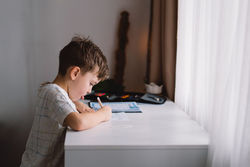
[
  {"x1": 89, "y1": 101, "x2": 142, "y2": 113},
  {"x1": 111, "y1": 113, "x2": 129, "y2": 121}
]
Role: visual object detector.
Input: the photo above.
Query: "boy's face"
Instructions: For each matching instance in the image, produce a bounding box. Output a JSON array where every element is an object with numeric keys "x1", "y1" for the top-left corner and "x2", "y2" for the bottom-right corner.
[{"x1": 68, "y1": 66, "x2": 100, "y2": 101}]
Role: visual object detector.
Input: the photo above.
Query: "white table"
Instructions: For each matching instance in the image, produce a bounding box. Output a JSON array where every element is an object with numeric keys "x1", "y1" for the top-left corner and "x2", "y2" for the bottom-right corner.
[{"x1": 65, "y1": 101, "x2": 209, "y2": 167}]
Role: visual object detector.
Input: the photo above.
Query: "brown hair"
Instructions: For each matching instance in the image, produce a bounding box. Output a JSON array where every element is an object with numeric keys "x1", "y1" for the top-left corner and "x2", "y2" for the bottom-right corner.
[{"x1": 58, "y1": 36, "x2": 109, "y2": 81}]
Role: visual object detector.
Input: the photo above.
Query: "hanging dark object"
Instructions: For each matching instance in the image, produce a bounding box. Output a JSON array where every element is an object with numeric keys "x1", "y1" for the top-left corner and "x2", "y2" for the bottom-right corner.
[
  {"x1": 92, "y1": 11, "x2": 129, "y2": 94},
  {"x1": 145, "y1": 0, "x2": 153, "y2": 84},
  {"x1": 114, "y1": 11, "x2": 130, "y2": 86}
]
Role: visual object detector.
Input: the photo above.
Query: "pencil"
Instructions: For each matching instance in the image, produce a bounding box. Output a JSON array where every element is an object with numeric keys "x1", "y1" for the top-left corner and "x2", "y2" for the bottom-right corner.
[{"x1": 97, "y1": 97, "x2": 103, "y2": 108}]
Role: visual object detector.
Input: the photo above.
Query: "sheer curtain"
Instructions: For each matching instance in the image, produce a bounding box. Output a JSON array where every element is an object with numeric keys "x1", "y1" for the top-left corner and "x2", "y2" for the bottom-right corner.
[{"x1": 175, "y1": 0, "x2": 250, "y2": 167}]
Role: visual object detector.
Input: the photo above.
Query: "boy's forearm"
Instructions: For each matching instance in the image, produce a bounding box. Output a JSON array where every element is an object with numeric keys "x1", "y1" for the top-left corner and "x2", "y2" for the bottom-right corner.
[
  {"x1": 78, "y1": 111, "x2": 105, "y2": 130},
  {"x1": 64, "y1": 106, "x2": 111, "y2": 131}
]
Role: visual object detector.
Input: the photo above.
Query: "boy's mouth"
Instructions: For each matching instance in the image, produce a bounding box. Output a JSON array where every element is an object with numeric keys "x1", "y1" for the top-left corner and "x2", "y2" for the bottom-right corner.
[{"x1": 81, "y1": 96, "x2": 84, "y2": 100}]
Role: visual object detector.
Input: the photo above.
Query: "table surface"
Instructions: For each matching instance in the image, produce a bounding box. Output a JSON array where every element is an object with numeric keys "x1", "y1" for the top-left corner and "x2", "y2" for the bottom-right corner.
[{"x1": 65, "y1": 101, "x2": 209, "y2": 150}]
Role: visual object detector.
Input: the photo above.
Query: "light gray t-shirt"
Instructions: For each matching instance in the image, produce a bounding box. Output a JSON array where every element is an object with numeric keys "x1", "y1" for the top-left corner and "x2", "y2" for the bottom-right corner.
[{"x1": 20, "y1": 84, "x2": 77, "y2": 167}]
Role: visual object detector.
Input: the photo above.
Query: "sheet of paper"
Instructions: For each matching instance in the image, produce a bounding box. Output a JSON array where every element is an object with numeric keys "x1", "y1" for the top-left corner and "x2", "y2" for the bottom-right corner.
[
  {"x1": 89, "y1": 101, "x2": 142, "y2": 113},
  {"x1": 111, "y1": 113, "x2": 129, "y2": 121}
]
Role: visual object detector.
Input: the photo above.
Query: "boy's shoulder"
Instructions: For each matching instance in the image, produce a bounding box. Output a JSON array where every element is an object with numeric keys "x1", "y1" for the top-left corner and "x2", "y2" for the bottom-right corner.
[
  {"x1": 38, "y1": 83, "x2": 67, "y2": 100},
  {"x1": 39, "y1": 83, "x2": 59, "y2": 93},
  {"x1": 37, "y1": 83, "x2": 77, "y2": 114}
]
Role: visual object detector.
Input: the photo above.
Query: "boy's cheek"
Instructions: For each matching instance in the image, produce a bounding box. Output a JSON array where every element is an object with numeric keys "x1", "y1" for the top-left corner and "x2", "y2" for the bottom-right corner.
[{"x1": 69, "y1": 91, "x2": 80, "y2": 101}]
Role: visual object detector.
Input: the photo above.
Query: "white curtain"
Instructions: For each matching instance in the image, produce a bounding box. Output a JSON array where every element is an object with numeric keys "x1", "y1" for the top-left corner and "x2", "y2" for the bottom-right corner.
[{"x1": 175, "y1": 0, "x2": 250, "y2": 167}]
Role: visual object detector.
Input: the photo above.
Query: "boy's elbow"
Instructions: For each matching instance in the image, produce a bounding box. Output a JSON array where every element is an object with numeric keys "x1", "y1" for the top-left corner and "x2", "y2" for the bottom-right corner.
[
  {"x1": 73, "y1": 119, "x2": 89, "y2": 131},
  {"x1": 64, "y1": 112, "x2": 89, "y2": 131}
]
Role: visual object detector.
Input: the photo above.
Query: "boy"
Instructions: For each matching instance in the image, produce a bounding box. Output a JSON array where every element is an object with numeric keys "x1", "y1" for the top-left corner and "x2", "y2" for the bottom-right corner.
[{"x1": 20, "y1": 36, "x2": 112, "y2": 167}]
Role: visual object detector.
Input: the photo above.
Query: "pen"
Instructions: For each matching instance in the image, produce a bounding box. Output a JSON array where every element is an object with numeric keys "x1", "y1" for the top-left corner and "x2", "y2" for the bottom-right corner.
[{"x1": 97, "y1": 97, "x2": 103, "y2": 108}]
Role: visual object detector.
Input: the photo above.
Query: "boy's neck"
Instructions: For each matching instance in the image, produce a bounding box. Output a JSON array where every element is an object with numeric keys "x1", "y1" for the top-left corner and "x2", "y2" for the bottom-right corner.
[{"x1": 53, "y1": 74, "x2": 68, "y2": 92}]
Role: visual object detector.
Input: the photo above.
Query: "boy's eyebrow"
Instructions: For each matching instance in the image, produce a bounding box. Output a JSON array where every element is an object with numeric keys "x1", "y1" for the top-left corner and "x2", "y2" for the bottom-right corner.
[
  {"x1": 91, "y1": 80, "x2": 98, "y2": 85},
  {"x1": 94, "y1": 81, "x2": 99, "y2": 85}
]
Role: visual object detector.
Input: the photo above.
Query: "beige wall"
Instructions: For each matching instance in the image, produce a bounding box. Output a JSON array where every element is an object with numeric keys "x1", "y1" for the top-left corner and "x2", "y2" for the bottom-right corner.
[
  {"x1": 0, "y1": 0, "x2": 33, "y2": 166},
  {"x1": 32, "y1": 0, "x2": 150, "y2": 93},
  {"x1": 0, "y1": 0, "x2": 150, "y2": 166}
]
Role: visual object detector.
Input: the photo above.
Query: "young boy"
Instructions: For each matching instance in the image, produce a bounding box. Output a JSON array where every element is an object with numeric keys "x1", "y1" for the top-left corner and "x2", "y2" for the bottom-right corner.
[{"x1": 20, "y1": 36, "x2": 112, "y2": 167}]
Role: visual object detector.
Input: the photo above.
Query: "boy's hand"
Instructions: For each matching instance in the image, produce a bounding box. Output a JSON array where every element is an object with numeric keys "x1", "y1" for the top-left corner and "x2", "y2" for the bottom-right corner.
[
  {"x1": 74, "y1": 101, "x2": 95, "y2": 113},
  {"x1": 98, "y1": 106, "x2": 112, "y2": 122}
]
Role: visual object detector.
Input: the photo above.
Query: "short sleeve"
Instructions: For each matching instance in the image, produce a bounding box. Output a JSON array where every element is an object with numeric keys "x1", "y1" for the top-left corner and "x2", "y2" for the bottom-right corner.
[{"x1": 45, "y1": 88, "x2": 77, "y2": 125}]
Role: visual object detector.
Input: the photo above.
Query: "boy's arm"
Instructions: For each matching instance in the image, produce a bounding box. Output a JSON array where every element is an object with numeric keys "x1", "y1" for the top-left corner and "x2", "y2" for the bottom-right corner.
[
  {"x1": 63, "y1": 106, "x2": 112, "y2": 131},
  {"x1": 73, "y1": 101, "x2": 95, "y2": 113}
]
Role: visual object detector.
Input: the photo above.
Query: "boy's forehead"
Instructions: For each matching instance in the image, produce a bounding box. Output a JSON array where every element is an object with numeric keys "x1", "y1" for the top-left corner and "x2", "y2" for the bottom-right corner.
[
  {"x1": 92, "y1": 66, "x2": 99, "y2": 73},
  {"x1": 92, "y1": 66, "x2": 100, "y2": 78},
  {"x1": 89, "y1": 70, "x2": 100, "y2": 82}
]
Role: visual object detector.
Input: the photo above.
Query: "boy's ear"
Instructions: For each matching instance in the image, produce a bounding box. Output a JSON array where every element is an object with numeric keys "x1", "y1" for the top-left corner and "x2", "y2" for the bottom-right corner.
[{"x1": 69, "y1": 66, "x2": 81, "y2": 80}]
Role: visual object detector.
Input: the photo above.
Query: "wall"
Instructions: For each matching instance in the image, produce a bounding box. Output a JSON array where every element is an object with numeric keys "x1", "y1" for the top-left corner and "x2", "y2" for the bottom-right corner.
[
  {"x1": 0, "y1": 0, "x2": 33, "y2": 166},
  {"x1": 32, "y1": 0, "x2": 150, "y2": 94},
  {"x1": 0, "y1": 0, "x2": 150, "y2": 166}
]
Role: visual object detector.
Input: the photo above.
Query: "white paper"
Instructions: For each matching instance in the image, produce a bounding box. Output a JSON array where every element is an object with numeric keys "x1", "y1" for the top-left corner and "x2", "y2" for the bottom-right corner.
[{"x1": 111, "y1": 113, "x2": 129, "y2": 121}]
